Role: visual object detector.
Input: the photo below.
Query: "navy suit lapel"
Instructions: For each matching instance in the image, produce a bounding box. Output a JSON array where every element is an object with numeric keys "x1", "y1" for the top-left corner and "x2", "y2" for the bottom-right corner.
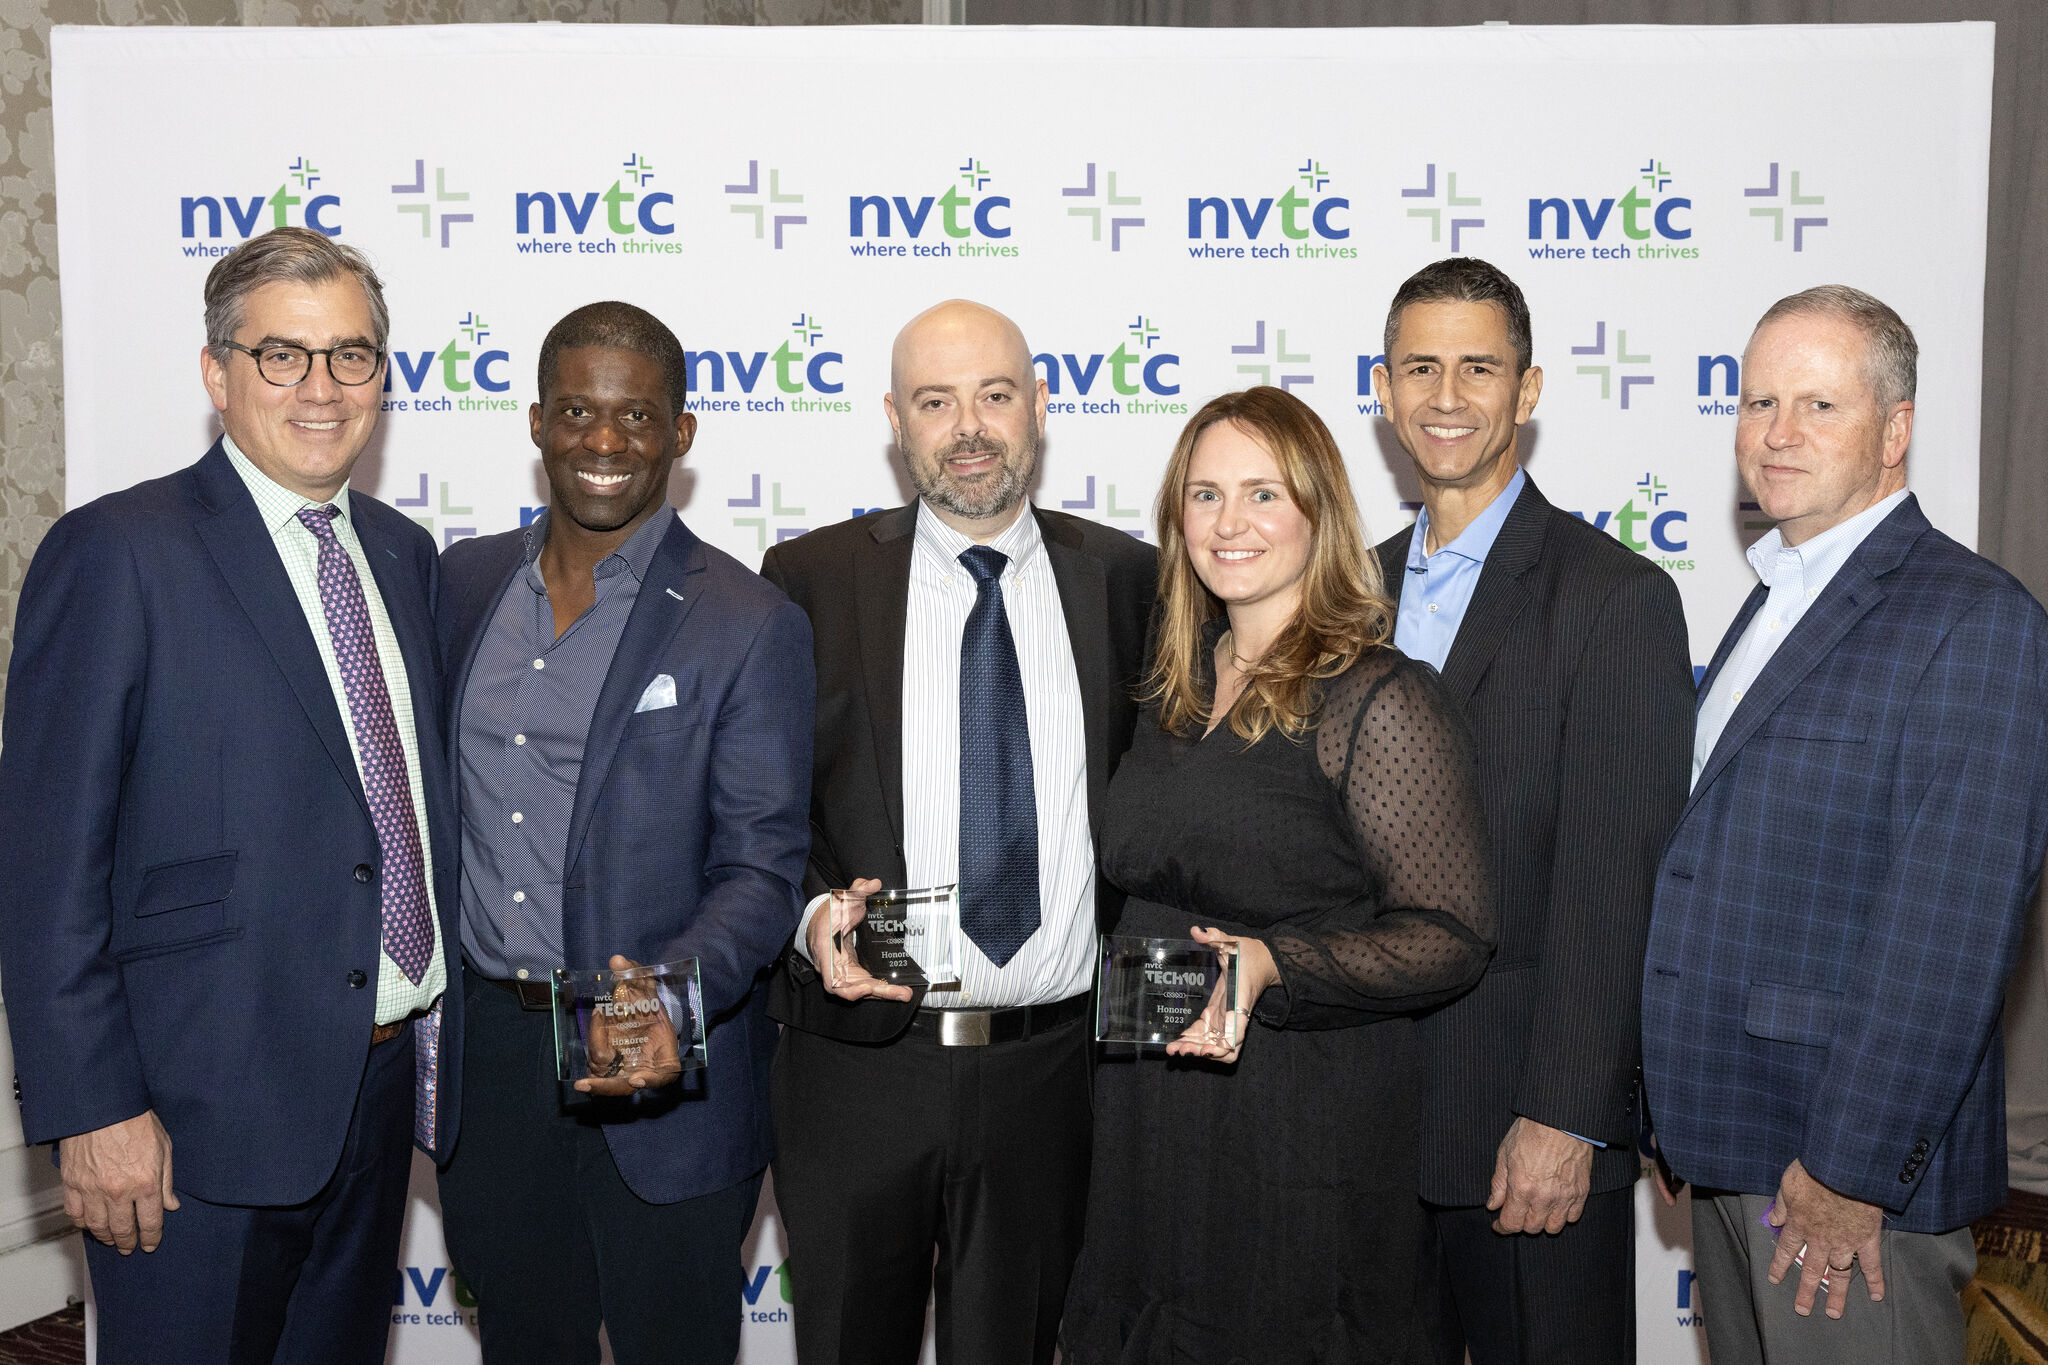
[
  {"x1": 563, "y1": 515, "x2": 705, "y2": 882},
  {"x1": 1436, "y1": 478, "x2": 1548, "y2": 702},
  {"x1": 442, "y1": 535, "x2": 528, "y2": 779},
  {"x1": 190, "y1": 443, "x2": 368, "y2": 818},
  {"x1": 1682, "y1": 498, "x2": 1929, "y2": 819},
  {"x1": 1037, "y1": 511, "x2": 1112, "y2": 839},
  {"x1": 856, "y1": 509, "x2": 917, "y2": 855},
  {"x1": 353, "y1": 497, "x2": 440, "y2": 758}
]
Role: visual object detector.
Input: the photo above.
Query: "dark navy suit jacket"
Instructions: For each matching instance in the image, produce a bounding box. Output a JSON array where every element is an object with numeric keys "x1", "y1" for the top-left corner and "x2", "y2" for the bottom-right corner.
[
  {"x1": 438, "y1": 513, "x2": 814, "y2": 1204},
  {"x1": 1644, "y1": 495, "x2": 2048, "y2": 1233},
  {"x1": 0, "y1": 441, "x2": 463, "y2": 1204}
]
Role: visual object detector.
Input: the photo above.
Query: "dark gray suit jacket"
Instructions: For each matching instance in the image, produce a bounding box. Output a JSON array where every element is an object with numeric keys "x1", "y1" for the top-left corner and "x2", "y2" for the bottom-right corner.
[{"x1": 1377, "y1": 475, "x2": 1693, "y2": 1205}]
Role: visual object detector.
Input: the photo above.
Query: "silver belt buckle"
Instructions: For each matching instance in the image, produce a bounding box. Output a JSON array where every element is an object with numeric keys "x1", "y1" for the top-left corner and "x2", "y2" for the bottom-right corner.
[{"x1": 936, "y1": 1009, "x2": 993, "y2": 1046}]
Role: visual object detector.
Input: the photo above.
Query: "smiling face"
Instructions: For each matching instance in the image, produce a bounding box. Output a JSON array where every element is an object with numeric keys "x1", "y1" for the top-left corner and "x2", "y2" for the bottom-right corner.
[
  {"x1": 198, "y1": 276, "x2": 384, "y2": 502},
  {"x1": 531, "y1": 345, "x2": 695, "y2": 545},
  {"x1": 884, "y1": 301, "x2": 1048, "y2": 541},
  {"x1": 1736, "y1": 311, "x2": 1912, "y2": 547},
  {"x1": 1373, "y1": 298, "x2": 1542, "y2": 499},
  {"x1": 1181, "y1": 420, "x2": 1313, "y2": 631}
]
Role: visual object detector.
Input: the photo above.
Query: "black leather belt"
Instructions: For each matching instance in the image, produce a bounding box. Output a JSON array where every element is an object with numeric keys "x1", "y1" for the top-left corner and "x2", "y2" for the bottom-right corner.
[
  {"x1": 906, "y1": 992, "x2": 1089, "y2": 1046},
  {"x1": 476, "y1": 972, "x2": 554, "y2": 1011}
]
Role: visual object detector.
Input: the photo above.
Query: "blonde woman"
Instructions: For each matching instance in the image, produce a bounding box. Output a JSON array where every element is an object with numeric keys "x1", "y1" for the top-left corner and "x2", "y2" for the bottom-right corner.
[{"x1": 1062, "y1": 387, "x2": 1496, "y2": 1363}]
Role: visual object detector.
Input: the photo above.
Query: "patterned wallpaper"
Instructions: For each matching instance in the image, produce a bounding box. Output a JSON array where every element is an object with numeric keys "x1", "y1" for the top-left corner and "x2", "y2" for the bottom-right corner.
[{"x1": 0, "y1": 0, "x2": 915, "y2": 712}]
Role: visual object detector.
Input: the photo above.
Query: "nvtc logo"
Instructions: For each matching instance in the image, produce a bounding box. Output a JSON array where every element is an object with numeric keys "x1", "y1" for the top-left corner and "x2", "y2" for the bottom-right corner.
[
  {"x1": 381, "y1": 311, "x2": 514, "y2": 415},
  {"x1": 1063, "y1": 162, "x2": 1145, "y2": 252},
  {"x1": 1402, "y1": 164, "x2": 1484, "y2": 253},
  {"x1": 685, "y1": 314, "x2": 848, "y2": 416},
  {"x1": 1697, "y1": 352, "x2": 1740, "y2": 416},
  {"x1": 1034, "y1": 316, "x2": 1184, "y2": 417},
  {"x1": 1570, "y1": 473, "x2": 1692, "y2": 570},
  {"x1": 1744, "y1": 162, "x2": 1828, "y2": 252},
  {"x1": 180, "y1": 156, "x2": 340, "y2": 255},
  {"x1": 514, "y1": 153, "x2": 675, "y2": 253},
  {"x1": 1188, "y1": 159, "x2": 1354, "y2": 259},
  {"x1": 1353, "y1": 347, "x2": 1389, "y2": 415},
  {"x1": 848, "y1": 157, "x2": 1015, "y2": 258},
  {"x1": 392, "y1": 1265, "x2": 476, "y2": 1329},
  {"x1": 1527, "y1": 157, "x2": 1695, "y2": 261},
  {"x1": 1572, "y1": 321, "x2": 1655, "y2": 409}
]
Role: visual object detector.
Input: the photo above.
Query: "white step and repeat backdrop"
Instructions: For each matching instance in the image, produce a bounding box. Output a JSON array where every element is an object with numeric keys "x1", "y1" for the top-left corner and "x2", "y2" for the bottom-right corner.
[{"x1": 52, "y1": 20, "x2": 1992, "y2": 1364}]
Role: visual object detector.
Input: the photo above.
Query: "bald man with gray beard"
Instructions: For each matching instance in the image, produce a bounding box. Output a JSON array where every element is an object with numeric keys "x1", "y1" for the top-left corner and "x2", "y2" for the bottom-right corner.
[{"x1": 762, "y1": 300, "x2": 1156, "y2": 1365}]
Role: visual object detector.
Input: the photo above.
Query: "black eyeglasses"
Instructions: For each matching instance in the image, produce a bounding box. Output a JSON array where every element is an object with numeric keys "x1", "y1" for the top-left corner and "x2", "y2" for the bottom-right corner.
[{"x1": 220, "y1": 340, "x2": 385, "y2": 387}]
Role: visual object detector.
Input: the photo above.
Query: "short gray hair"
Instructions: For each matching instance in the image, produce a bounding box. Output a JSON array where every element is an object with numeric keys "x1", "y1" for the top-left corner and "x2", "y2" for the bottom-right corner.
[
  {"x1": 203, "y1": 227, "x2": 389, "y2": 357},
  {"x1": 1753, "y1": 284, "x2": 1917, "y2": 408}
]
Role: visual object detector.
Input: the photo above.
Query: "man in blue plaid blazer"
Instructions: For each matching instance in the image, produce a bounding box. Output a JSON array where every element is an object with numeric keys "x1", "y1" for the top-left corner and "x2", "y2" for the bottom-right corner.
[{"x1": 1643, "y1": 285, "x2": 2048, "y2": 1365}]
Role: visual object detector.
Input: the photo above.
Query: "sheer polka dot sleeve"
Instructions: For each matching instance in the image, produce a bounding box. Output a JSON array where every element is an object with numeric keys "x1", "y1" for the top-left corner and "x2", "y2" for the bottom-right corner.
[{"x1": 1260, "y1": 652, "x2": 1497, "y2": 1027}]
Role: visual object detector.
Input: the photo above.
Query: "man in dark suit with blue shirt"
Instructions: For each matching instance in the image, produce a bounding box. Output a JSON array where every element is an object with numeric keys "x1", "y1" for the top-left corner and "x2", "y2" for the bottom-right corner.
[
  {"x1": 1644, "y1": 285, "x2": 2048, "y2": 1365},
  {"x1": 434, "y1": 300, "x2": 813, "y2": 1365},
  {"x1": 0, "y1": 227, "x2": 461, "y2": 1364},
  {"x1": 1371, "y1": 257, "x2": 1695, "y2": 1365}
]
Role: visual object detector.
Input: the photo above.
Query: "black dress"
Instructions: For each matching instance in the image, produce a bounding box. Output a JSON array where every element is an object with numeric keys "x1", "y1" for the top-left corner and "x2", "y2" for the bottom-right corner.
[{"x1": 1061, "y1": 645, "x2": 1495, "y2": 1365}]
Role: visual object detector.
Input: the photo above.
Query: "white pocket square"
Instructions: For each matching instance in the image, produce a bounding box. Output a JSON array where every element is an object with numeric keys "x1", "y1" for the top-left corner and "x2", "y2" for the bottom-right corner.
[{"x1": 634, "y1": 674, "x2": 677, "y2": 714}]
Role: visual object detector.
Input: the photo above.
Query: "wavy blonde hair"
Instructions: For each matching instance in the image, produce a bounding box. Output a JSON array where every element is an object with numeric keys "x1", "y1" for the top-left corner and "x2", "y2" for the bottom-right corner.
[{"x1": 1143, "y1": 387, "x2": 1393, "y2": 743}]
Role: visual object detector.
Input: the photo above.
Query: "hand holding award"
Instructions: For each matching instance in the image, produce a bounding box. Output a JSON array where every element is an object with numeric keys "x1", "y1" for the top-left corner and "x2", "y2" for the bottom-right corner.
[
  {"x1": 558, "y1": 955, "x2": 704, "y2": 1095},
  {"x1": 1162, "y1": 927, "x2": 1277, "y2": 1065}
]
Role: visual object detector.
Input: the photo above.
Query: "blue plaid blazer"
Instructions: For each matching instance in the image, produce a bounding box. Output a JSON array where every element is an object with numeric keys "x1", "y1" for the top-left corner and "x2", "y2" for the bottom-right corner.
[{"x1": 1643, "y1": 495, "x2": 2048, "y2": 1233}]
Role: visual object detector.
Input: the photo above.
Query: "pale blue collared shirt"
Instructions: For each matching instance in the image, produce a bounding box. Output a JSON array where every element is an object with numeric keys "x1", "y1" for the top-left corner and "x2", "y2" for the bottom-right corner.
[
  {"x1": 1692, "y1": 488, "x2": 1910, "y2": 791},
  {"x1": 1394, "y1": 467, "x2": 1527, "y2": 671}
]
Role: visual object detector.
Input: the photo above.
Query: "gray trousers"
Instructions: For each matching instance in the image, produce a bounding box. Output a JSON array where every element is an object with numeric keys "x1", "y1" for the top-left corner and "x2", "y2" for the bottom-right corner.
[{"x1": 1691, "y1": 1188, "x2": 1977, "y2": 1365}]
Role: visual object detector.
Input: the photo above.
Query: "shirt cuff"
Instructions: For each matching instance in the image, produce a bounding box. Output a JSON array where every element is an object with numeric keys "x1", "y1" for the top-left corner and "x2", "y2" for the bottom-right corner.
[{"x1": 791, "y1": 891, "x2": 832, "y2": 966}]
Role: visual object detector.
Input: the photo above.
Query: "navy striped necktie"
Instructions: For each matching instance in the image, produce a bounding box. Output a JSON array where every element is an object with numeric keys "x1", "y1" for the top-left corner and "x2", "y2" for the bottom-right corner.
[{"x1": 956, "y1": 545, "x2": 1040, "y2": 968}]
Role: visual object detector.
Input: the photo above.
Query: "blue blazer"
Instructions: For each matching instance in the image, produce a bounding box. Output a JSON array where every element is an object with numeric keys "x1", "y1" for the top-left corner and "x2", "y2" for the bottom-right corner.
[
  {"x1": 0, "y1": 441, "x2": 464, "y2": 1204},
  {"x1": 1643, "y1": 496, "x2": 2048, "y2": 1233},
  {"x1": 438, "y1": 514, "x2": 814, "y2": 1204}
]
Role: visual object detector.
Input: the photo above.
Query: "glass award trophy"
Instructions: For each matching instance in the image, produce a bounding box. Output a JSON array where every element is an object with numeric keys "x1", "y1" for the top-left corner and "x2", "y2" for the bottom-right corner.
[
  {"x1": 831, "y1": 884, "x2": 962, "y2": 993},
  {"x1": 552, "y1": 958, "x2": 707, "y2": 1085},
  {"x1": 1095, "y1": 935, "x2": 1240, "y2": 1046}
]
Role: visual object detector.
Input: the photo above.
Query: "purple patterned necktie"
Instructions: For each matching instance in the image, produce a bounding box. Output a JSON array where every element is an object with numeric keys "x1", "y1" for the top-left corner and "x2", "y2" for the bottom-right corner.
[{"x1": 296, "y1": 505, "x2": 435, "y2": 984}]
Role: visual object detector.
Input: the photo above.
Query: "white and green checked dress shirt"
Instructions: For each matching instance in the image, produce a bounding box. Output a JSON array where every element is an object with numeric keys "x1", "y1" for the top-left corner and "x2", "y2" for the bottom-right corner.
[{"x1": 224, "y1": 437, "x2": 446, "y2": 1024}]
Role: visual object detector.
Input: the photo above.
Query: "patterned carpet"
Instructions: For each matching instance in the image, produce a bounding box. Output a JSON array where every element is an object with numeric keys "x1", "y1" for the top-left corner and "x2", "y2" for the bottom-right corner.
[
  {"x1": 0, "y1": 1306, "x2": 81, "y2": 1365},
  {"x1": 1969, "y1": 1189, "x2": 2048, "y2": 1365}
]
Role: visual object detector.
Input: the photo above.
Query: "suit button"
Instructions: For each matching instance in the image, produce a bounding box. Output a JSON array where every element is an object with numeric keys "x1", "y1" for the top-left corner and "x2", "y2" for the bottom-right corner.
[
  {"x1": 354, "y1": 864, "x2": 374, "y2": 883},
  {"x1": 347, "y1": 970, "x2": 367, "y2": 989},
  {"x1": 11, "y1": 1077, "x2": 18, "y2": 1102},
  {"x1": 1913, "y1": 1139, "x2": 1930, "y2": 1154}
]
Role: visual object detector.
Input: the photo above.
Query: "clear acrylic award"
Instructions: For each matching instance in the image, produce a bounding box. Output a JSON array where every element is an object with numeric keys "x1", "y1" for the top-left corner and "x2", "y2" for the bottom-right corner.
[
  {"x1": 1096, "y1": 935, "x2": 1240, "y2": 1046},
  {"x1": 552, "y1": 957, "x2": 706, "y2": 1086},
  {"x1": 830, "y1": 884, "x2": 962, "y2": 993}
]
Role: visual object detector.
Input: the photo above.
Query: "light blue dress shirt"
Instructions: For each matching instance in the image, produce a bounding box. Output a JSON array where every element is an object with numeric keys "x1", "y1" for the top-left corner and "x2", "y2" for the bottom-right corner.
[
  {"x1": 1394, "y1": 468, "x2": 1527, "y2": 671},
  {"x1": 1692, "y1": 488, "x2": 1909, "y2": 791}
]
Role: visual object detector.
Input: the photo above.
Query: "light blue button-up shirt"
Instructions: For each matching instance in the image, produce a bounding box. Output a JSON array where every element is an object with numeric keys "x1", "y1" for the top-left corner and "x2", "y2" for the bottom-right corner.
[
  {"x1": 1394, "y1": 468, "x2": 1527, "y2": 671},
  {"x1": 1692, "y1": 488, "x2": 1909, "y2": 791}
]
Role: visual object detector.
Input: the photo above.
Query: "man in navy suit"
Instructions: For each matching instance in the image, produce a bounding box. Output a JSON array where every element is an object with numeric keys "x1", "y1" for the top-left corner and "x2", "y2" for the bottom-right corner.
[
  {"x1": 434, "y1": 301, "x2": 813, "y2": 1365},
  {"x1": 1644, "y1": 285, "x2": 2048, "y2": 1365},
  {"x1": 0, "y1": 227, "x2": 461, "y2": 1363}
]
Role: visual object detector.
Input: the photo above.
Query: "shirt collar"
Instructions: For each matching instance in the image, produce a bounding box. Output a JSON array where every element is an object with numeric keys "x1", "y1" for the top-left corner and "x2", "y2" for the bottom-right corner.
[
  {"x1": 1406, "y1": 466, "x2": 1526, "y2": 574},
  {"x1": 522, "y1": 505, "x2": 674, "y2": 587},
  {"x1": 913, "y1": 498, "x2": 1043, "y2": 577},
  {"x1": 222, "y1": 433, "x2": 355, "y2": 537},
  {"x1": 1744, "y1": 487, "x2": 1909, "y2": 588}
]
